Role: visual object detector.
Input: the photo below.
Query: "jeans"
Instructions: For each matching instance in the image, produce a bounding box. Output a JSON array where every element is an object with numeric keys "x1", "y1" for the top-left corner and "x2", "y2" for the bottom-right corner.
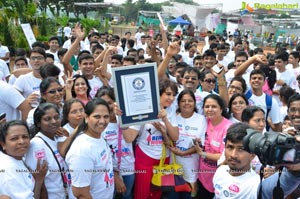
[{"x1": 122, "y1": 174, "x2": 135, "y2": 199}]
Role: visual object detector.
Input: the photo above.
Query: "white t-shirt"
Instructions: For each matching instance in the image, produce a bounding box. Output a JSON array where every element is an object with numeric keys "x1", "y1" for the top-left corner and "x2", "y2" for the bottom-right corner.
[
  {"x1": 88, "y1": 75, "x2": 104, "y2": 98},
  {"x1": 65, "y1": 133, "x2": 114, "y2": 199},
  {"x1": 102, "y1": 122, "x2": 135, "y2": 176},
  {"x1": 63, "y1": 26, "x2": 72, "y2": 38},
  {"x1": 131, "y1": 108, "x2": 177, "y2": 159},
  {"x1": 213, "y1": 165, "x2": 260, "y2": 199},
  {"x1": 248, "y1": 93, "x2": 281, "y2": 125},
  {"x1": 225, "y1": 69, "x2": 250, "y2": 90},
  {"x1": 175, "y1": 112, "x2": 207, "y2": 183},
  {"x1": 135, "y1": 32, "x2": 145, "y2": 45},
  {"x1": 0, "y1": 45, "x2": 9, "y2": 63},
  {"x1": 0, "y1": 152, "x2": 35, "y2": 198},
  {"x1": 46, "y1": 50, "x2": 60, "y2": 63},
  {"x1": 25, "y1": 133, "x2": 71, "y2": 199},
  {"x1": 14, "y1": 72, "x2": 42, "y2": 98},
  {"x1": 0, "y1": 59, "x2": 10, "y2": 81},
  {"x1": 273, "y1": 69, "x2": 299, "y2": 105},
  {"x1": 194, "y1": 90, "x2": 210, "y2": 115},
  {"x1": 286, "y1": 64, "x2": 300, "y2": 79},
  {"x1": 0, "y1": 80, "x2": 24, "y2": 120},
  {"x1": 8, "y1": 74, "x2": 17, "y2": 85}
]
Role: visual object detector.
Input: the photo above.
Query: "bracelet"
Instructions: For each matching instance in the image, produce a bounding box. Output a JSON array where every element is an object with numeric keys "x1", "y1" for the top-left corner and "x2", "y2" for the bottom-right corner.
[
  {"x1": 201, "y1": 152, "x2": 207, "y2": 159},
  {"x1": 121, "y1": 127, "x2": 129, "y2": 130},
  {"x1": 218, "y1": 81, "x2": 226, "y2": 86}
]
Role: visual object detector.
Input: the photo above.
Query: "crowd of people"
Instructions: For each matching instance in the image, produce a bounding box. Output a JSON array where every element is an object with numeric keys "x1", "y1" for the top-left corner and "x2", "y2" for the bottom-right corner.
[{"x1": 1, "y1": 21, "x2": 300, "y2": 199}]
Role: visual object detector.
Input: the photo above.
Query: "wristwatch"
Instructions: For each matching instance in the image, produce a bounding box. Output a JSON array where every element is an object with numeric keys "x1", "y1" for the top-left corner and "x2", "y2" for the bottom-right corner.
[{"x1": 201, "y1": 152, "x2": 207, "y2": 159}]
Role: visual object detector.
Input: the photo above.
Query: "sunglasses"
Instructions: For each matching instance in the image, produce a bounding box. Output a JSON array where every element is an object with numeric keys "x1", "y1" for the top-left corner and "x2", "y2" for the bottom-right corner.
[
  {"x1": 204, "y1": 79, "x2": 216, "y2": 84},
  {"x1": 46, "y1": 88, "x2": 64, "y2": 94}
]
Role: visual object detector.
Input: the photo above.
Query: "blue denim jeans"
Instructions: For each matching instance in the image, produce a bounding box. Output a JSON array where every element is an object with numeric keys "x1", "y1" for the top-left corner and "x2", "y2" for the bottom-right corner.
[{"x1": 122, "y1": 174, "x2": 135, "y2": 199}]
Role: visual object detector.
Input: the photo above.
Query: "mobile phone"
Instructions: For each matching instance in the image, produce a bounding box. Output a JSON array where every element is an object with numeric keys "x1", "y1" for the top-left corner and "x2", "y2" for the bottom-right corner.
[
  {"x1": 0, "y1": 113, "x2": 6, "y2": 120},
  {"x1": 192, "y1": 139, "x2": 202, "y2": 147},
  {"x1": 212, "y1": 65, "x2": 223, "y2": 74}
]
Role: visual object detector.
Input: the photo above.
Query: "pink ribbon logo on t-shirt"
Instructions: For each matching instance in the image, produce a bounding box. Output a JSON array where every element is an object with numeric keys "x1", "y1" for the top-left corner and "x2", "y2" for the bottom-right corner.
[
  {"x1": 229, "y1": 184, "x2": 240, "y2": 193},
  {"x1": 35, "y1": 149, "x2": 46, "y2": 159}
]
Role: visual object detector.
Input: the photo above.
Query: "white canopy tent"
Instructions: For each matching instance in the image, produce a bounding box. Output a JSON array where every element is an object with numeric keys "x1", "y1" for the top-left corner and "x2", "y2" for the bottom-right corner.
[{"x1": 162, "y1": 2, "x2": 222, "y2": 30}]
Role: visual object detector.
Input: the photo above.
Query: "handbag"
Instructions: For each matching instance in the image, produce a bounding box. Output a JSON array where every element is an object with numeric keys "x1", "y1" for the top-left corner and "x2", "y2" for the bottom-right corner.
[{"x1": 151, "y1": 143, "x2": 192, "y2": 192}]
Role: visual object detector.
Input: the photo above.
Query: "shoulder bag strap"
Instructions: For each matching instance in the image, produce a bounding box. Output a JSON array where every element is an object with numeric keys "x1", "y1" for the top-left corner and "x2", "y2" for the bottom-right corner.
[
  {"x1": 36, "y1": 136, "x2": 68, "y2": 192},
  {"x1": 117, "y1": 125, "x2": 122, "y2": 170}
]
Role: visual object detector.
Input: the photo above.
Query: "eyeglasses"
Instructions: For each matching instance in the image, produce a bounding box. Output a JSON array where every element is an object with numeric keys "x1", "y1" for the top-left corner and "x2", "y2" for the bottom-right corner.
[
  {"x1": 204, "y1": 79, "x2": 216, "y2": 84},
  {"x1": 289, "y1": 108, "x2": 300, "y2": 114},
  {"x1": 229, "y1": 85, "x2": 243, "y2": 92},
  {"x1": 46, "y1": 88, "x2": 64, "y2": 94},
  {"x1": 30, "y1": 56, "x2": 45, "y2": 61},
  {"x1": 183, "y1": 76, "x2": 198, "y2": 81},
  {"x1": 70, "y1": 108, "x2": 85, "y2": 115}
]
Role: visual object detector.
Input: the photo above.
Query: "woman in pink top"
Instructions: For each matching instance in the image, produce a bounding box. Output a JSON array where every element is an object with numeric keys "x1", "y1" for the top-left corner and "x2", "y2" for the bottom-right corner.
[{"x1": 194, "y1": 94, "x2": 232, "y2": 198}]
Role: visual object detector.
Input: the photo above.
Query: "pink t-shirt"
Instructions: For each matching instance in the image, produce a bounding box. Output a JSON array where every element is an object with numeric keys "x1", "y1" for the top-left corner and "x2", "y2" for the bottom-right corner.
[
  {"x1": 262, "y1": 80, "x2": 273, "y2": 96},
  {"x1": 198, "y1": 117, "x2": 232, "y2": 193}
]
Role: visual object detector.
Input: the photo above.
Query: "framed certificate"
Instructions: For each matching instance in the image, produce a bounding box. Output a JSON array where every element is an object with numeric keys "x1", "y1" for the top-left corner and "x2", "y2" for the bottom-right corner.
[{"x1": 112, "y1": 63, "x2": 160, "y2": 127}]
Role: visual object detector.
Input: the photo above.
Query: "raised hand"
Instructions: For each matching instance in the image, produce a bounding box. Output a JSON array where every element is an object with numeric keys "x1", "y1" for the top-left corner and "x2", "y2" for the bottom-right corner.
[
  {"x1": 166, "y1": 42, "x2": 180, "y2": 57},
  {"x1": 74, "y1": 22, "x2": 85, "y2": 40}
]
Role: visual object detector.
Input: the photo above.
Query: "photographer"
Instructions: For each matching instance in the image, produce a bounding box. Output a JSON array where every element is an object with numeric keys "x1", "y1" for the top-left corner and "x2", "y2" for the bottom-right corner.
[{"x1": 213, "y1": 123, "x2": 300, "y2": 199}]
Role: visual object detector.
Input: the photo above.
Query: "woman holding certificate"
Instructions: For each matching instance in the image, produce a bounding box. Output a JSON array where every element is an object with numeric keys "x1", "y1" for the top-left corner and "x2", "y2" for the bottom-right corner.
[{"x1": 122, "y1": 79, "x2": 179, "y2": 199}]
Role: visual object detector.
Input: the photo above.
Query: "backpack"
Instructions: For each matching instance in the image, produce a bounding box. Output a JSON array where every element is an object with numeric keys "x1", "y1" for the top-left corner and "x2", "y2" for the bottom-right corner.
[{"x1": 245, "y1": 90, "x2": 272, "y2": 131}]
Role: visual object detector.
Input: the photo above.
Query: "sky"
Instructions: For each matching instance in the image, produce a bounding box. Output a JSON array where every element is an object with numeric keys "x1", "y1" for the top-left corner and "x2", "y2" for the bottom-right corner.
[{"x1": 105, "y1": 0, "x2": 300, "y2": 12}]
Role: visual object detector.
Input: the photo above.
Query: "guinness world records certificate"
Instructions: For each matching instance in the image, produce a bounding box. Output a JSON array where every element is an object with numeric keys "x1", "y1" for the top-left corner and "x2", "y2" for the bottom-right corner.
[{"x1": 112, "y1": 63, "x2": 160, "y2": 127}]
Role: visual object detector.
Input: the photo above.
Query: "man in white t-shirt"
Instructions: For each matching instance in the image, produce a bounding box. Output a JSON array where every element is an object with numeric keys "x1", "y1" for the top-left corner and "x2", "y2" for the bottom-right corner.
[
  {"x1": 214, "y1": 122, "x2": 300, "y2": 199},
  {"x1": 46, "y1": 36, "x2": 60, "y2": 63},
  {"x1": 14, "y1": 47, "x2": 45, "y2": 103},
  {"x1": 135, "y1": 27, "x2": 145, "y2": 46},
  {"x1": 247, "y1": 69, "x2": 282, "y2": 132},
  {"x1": 273, "y1": 51, "x2": 299, "y2": 105},
  {"x1": 62, "y1": 24, "x2": 108, "y2": 98},
  {"x1": 63, "y1": 23, "x2": 72, "y2": 38},
  {"x1": 287, "y1": 51, "x2": 300, "y2": 78},
  {"x1": 213, "y1": 123, "x2": 260, "y2": 199}
]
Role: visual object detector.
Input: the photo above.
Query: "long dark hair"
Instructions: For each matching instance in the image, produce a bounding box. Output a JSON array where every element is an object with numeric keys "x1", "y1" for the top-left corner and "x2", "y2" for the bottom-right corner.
[
  {"x1": 71, "y1": 74, "x2": 91, "y2": 98},
  {"x1": 259, "y1": 64, "x2": 276, "y2": 91},
  {"x1": 63, "y1": 98, "x2": 110, "y2": 157}
]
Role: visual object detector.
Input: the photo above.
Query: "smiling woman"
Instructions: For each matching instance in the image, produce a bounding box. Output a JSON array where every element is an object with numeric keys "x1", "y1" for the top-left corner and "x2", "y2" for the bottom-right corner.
[
  {"x1": 64, "y1": 98, "x2": 114, "y2": 199},
  {"x1": 25, "y1": 103, "x2": 71, "y2": 199},
  {"x1": 0, "y1": 120, "x2": 47, "y2": 198}
]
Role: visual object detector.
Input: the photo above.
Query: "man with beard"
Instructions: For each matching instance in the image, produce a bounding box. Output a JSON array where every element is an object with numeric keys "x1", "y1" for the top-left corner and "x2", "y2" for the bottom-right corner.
[{"x1": 213, "y1": 122, "x2": 300, "y2": 199}]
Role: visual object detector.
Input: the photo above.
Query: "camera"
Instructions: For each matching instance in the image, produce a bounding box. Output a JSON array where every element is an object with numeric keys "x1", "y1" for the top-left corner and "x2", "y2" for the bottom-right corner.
[{"x1": 242, "y1": 129, "x2": 300, "y2": 165}]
